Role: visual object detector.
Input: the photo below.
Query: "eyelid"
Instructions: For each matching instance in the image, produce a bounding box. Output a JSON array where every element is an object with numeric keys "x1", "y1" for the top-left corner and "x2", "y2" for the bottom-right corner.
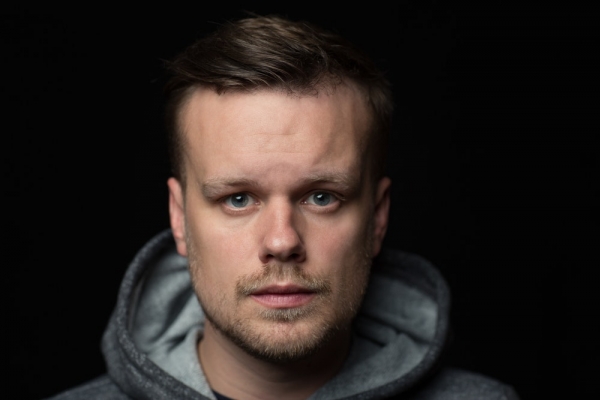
[
  {"x1": 218, "y1": 190, "x2": 343, "y2": 213},
  {"x1": 221, "y1": 192, "x2": 259, "y2": 210},
  {"x1": 302, "y1": 191, "x2": 343, "y2": 206}
]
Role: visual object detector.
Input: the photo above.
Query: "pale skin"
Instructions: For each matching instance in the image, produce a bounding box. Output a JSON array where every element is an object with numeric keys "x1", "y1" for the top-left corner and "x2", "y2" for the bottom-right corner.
[{"x1": 168, "y1": 84, "x2": 391, "y2": 400}]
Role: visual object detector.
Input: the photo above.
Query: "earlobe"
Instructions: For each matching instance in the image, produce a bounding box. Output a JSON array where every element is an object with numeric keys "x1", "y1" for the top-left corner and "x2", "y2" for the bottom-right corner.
[
  {"x1": 167, "y1": 177, "x2": 188, "y2": 257},
  {"x1": 371, "y1": 176, "x2": 391, "y2": 257}
]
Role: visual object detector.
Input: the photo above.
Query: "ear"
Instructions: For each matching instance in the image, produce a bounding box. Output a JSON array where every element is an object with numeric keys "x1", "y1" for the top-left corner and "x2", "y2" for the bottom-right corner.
[
  {"x1": 167, "y1": 177, "x2": 188, "y2": 257},
  {"x1": 371, "y1": 176, "x2": 391, "y2": 257}
]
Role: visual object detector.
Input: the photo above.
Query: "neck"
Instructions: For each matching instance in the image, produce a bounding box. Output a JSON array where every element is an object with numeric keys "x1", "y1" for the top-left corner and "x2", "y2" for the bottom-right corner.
[{"x1": 198, "y1": 322, "x2": 351, "y2": 400}]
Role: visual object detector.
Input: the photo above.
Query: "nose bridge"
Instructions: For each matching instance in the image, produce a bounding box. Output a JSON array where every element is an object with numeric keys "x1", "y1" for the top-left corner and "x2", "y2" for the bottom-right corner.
[{"x1": 259, "y1": 197, "x2": 305, "y2": 263}]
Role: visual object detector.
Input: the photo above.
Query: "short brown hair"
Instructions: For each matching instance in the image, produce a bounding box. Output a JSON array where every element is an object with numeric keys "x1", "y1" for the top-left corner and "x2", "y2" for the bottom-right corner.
[{"x1": 164, "y1": 15, "x2": 393, "y2": 185}]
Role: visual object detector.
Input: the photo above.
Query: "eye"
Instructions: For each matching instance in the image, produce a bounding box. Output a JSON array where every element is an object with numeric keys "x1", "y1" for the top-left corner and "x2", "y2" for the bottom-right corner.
[
  {"x1": 305, "y1": 192, "x2": 336, "y2": 207},
  {"x1": 224, "y1": 193, "x2": 255, "y2": 208}
]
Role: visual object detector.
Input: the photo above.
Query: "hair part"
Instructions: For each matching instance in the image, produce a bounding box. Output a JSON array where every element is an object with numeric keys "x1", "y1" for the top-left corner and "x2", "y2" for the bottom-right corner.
[{"x1": 164, "y1": 15, "x2": 393, "y2": 187}]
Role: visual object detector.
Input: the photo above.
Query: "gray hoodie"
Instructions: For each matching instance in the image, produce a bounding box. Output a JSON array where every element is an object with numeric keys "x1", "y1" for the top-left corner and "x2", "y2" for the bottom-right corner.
[{"x1": 48, "y1": 230, "x2": 519, "y2": 399}]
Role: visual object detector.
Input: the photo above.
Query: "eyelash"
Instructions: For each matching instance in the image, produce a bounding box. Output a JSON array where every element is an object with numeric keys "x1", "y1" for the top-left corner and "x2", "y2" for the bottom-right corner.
[
  {"x1": 302, "y1": 192, "x2": 338, "y2": 207},
  {"x1": 223, "y1": 193, "x2": 257, "y2": 208},
  {"x1": 219, "y1": 191, "x2": 342, "y2": 213}
]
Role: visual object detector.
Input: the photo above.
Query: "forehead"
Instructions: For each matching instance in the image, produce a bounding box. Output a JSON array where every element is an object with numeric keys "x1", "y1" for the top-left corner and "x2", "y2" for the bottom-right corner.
[{"x1": 179, "y1": 85, "x2": 371, "y2": 186}]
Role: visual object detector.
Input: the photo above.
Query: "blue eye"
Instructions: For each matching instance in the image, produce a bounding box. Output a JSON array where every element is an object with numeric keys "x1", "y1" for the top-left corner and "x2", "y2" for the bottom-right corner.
[
  {"x1": 224, "y1": 193, "x2": 252, "y2": 208},
  {"x1": 306, "y1": 192, "x2": 334, "y2": 206}
]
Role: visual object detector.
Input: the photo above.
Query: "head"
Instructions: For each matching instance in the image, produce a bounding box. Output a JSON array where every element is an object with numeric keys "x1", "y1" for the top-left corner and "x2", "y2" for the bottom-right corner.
[
  {"x1": 165, "y1": 15, "x2": 393, "y2": 187},
  {"x1": 165, "y1": 15, "x2": 393, "y2": 364}
]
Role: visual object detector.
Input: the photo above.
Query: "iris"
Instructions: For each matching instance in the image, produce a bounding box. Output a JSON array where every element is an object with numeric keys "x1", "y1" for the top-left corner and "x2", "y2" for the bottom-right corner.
[
  {"x1": 227, "y1": 194, "x2": 250, "y2": 208},
  {"x1": 310, "y1": 193, "x2": 332, "y2": 206}
]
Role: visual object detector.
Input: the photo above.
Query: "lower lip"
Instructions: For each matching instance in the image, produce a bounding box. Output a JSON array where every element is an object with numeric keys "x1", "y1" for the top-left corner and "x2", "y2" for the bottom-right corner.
[{"x1": 250, "y1": 293, "x2": 315, "y2": 308}]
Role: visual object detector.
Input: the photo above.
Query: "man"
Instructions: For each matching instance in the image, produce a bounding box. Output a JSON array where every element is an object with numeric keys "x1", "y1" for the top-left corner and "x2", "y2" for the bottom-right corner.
[{"x1": 50, "y1": 15, "x2": 518, "y2": 400}]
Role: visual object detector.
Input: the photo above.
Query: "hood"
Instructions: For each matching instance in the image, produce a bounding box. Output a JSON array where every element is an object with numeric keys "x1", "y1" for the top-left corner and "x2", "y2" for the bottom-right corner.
[{"x1": 101, "y1": 230, "x2": 451, "y2": 400}]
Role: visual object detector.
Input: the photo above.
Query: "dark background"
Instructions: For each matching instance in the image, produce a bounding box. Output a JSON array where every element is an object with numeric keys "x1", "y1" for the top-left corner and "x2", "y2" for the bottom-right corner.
[{"x1": 2, "y1": 3, "x2": 596, "y2": 399}]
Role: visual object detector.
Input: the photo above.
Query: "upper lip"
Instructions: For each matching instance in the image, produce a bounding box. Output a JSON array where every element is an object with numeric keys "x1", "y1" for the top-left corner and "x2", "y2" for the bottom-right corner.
[{"x1": 251, "y1": 284, "x2": 315, "y2": 295}]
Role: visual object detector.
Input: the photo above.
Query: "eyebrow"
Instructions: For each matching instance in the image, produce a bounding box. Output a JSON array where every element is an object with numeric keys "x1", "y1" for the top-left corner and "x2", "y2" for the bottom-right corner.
[
  {"x1": 201, "y1": 171, "x2": 359, "y2": 199},
  {"x1": 201, "y1": 177, "x2": 259, "y2": 199},
  {"x1": 303, "y1": 172, "x2": 359, "y2": 193}
]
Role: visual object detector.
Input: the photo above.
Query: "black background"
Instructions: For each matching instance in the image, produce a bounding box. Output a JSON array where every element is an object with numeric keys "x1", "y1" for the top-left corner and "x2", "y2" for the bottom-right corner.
[{"x1": 2, "y1": 2, "x2": 596, "y2": 399}]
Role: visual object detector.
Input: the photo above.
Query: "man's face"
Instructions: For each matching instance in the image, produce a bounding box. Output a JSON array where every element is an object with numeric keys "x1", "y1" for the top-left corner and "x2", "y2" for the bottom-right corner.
[{"x1": 168, "y1": 85, "x2": 390, "y2": 362}]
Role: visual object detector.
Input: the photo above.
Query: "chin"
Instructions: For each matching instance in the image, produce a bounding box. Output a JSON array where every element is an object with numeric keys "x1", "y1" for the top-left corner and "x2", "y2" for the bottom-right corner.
[
  {"x1": 211, "y1": 307, "x2": 344, "y2": 364},
  {"x1": 241, "y1": 317, "x2": 342, "y2": 364}
]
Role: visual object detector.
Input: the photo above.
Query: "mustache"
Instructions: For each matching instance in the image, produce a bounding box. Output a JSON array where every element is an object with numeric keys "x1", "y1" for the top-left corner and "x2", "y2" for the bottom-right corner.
[{"x1": 236, "y1": 264, "x2": 332, "y2": 298}]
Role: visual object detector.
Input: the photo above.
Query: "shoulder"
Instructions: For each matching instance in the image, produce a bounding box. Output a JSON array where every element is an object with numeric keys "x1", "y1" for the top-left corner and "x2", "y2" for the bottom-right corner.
[
  {"x1": 401, "y1": 367, "x2": 520, "y2": 400},
  {"x1": 44, "y1": 375, "x2": 129, "y2": 400}
]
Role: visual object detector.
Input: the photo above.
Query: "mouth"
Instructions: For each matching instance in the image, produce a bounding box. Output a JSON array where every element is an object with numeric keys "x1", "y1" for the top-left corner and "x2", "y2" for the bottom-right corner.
[{"x1": 250, "y1": 284, "x2": 316, "y2": 308}]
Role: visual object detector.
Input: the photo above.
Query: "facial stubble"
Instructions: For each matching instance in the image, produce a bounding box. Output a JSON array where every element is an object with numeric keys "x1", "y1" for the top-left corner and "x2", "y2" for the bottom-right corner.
[{"x1": 186, "y1": 229, "x2": 373, "y2": 364}]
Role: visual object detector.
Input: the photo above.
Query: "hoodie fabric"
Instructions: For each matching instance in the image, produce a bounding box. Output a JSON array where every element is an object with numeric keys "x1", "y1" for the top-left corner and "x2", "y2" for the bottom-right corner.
[{"x1": 49, "y1": 230, "x2": 519, "y2": 399}]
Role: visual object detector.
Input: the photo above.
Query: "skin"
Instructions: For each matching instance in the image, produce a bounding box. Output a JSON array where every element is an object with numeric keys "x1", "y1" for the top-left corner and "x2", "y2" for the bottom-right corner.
[{"x1": 168, "y1": 84, "x2": 391, "y2": 400}]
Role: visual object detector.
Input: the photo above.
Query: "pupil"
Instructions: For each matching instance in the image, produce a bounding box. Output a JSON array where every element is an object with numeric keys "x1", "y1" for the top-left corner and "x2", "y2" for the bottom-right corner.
[
  {"x1": 315, "y1": 193, "x2": 330, "y2": 205},
  {"x1": 232, "y1": 194, "x2": 248, "y2": 207}
]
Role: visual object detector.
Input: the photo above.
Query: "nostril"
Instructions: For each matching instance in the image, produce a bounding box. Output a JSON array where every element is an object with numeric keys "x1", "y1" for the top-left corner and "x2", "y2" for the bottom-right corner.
[
  {"x1": 259, "y1": 244, "x2": 306, "y2": 264},
  {"x1": 289, "y1": 251, "x2": 306, "y2": 263}
]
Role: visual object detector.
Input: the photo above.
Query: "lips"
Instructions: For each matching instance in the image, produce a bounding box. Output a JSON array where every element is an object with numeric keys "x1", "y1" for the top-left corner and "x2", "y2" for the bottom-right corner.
[{"x1": 250, "y1": 284, "x2": 316, "y2": 308}]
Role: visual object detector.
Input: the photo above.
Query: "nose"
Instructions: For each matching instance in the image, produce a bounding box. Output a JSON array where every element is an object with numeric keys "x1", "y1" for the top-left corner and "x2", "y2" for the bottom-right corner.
[{"x1": 258, "y1": 200, "x2": 306, "y2": 264}]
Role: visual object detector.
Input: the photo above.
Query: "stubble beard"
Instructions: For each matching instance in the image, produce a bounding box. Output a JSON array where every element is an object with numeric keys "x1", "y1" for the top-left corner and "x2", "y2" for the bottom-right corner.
[{"x1": 186, "y1": 234, "x2": 373, "y2": 364}]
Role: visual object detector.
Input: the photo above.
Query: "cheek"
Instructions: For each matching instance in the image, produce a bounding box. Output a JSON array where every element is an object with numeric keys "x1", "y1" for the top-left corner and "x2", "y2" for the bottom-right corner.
[
  {"x1": 309, "y1": 205, "x2": 371, "y2": 256},
  {"x1": 185, "y1": 210, "x2": 255, "y2": 297},
  {"x1": 308, "y1": 210, "x2": 372, "y2": 282},
  {"x1": 188, "y1": 199, "x2": 257, "y2": 256}
]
